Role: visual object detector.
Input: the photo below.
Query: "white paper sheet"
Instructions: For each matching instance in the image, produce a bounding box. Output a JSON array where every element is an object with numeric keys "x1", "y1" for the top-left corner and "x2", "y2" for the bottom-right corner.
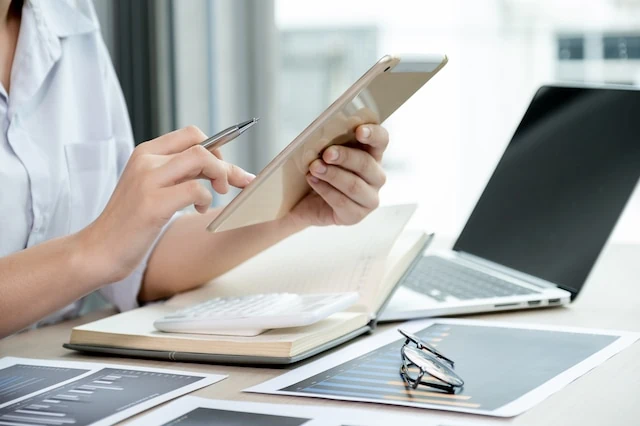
[
  {"x1": 132, "y1": 395, "x2": 485, "y2": 426},
  {"x1": 246, "y1": 318, "x2": 639, "y2": 417},
  {"x1": 169, "y1": 204, "x2": 418, "y2": 312},
  {"x1": 0, "y1": 357, "x2": 225, "y2": 426}
]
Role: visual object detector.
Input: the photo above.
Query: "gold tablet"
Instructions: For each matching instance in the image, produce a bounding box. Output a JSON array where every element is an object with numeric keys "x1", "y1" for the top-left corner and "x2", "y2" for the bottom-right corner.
[{"x1": 207, "y1": 54, "x2": 448, "y2": 232}]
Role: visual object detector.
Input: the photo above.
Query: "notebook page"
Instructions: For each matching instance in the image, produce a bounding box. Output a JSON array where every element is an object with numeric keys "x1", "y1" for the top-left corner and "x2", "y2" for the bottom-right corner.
[{"x1": 169, "y1": 204, "x2": 417, "y2": 311}]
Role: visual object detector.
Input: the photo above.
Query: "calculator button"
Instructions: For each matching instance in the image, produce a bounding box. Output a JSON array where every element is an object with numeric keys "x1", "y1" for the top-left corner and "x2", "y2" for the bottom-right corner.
[{"x1": 154, "y1": 292, "x2": 359, "y2": 335}]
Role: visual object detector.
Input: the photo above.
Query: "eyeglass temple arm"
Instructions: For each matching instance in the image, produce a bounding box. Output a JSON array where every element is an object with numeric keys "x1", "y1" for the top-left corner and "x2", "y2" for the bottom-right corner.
[{"x1": 399, "y1": 329, "x2": 456, "y2": 367}]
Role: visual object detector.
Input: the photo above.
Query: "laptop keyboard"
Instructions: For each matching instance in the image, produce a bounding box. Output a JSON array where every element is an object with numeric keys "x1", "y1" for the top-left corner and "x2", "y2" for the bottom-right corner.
[{"x1": 402, "y1": 256, "x2": 540, "y2": 302}]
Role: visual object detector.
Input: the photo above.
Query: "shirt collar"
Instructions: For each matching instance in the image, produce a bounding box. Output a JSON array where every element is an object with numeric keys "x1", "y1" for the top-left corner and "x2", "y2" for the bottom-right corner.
[
  {"x1": 9, "y1": 0, "x2": 98, "y2": 114},
  {"x1": 31, "y1": 0, "x2": 99, "y2": 38}
]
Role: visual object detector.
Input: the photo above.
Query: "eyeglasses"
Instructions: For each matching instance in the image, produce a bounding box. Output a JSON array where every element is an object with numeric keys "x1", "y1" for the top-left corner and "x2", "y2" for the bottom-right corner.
[{"x1": 398, "y1": 329, "x2": 464, "y2": 393}]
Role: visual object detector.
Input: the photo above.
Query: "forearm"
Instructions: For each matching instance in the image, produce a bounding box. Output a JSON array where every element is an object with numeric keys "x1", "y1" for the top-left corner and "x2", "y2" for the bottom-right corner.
[
  {"x1": 0, "y1": 232, "x2": 105, "y2": 338},
  {"x1": 140, "y1": 209, "x2": 308, "y2": 301}
]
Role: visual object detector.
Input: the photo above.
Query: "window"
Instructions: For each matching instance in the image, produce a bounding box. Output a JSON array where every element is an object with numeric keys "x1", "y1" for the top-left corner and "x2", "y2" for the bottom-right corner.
[
  {"x1": 604, "y1": 35, "x2": 640, "y2": 60},
  {"x1": 558, "y1": 37, "x2": 584, "y2": 60},
  {"x1": 275, "y1": 0, "x2": 640, "y2": 243}
]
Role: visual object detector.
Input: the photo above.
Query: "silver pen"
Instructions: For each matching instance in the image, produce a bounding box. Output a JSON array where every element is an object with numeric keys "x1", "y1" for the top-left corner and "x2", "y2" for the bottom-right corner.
[{"x1": 200, "y1": 117, "x2": 259, "y2": 151}]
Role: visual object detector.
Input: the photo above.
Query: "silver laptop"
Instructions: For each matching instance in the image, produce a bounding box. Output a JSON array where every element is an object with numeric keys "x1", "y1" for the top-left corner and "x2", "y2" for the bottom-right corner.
[{"x1": 381, "y1": 84, "x2": 640, "y2": 321}]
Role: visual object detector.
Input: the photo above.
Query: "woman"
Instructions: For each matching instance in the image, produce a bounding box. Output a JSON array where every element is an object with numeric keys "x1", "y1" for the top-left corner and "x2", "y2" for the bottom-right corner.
[{"x1": 0, "y1": 0, "x2": 390, "y2": 337}]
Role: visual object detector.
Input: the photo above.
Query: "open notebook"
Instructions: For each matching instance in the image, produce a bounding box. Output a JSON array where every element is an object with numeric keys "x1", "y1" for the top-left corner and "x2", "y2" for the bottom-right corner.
[{"x1": 64, "y1": 205, "x2": 430, "y2": 365}]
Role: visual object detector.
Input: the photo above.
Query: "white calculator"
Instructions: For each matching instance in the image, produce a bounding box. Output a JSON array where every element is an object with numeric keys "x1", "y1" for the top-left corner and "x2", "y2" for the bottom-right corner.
[{"x1": 153, "y1": 292, "x2": 359, "y2": 336}]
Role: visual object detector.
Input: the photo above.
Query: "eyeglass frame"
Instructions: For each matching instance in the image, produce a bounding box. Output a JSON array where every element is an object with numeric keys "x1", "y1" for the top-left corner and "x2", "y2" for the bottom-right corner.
[{"x1": 398, "y1": 328, "x2": 464, "y2": 393}]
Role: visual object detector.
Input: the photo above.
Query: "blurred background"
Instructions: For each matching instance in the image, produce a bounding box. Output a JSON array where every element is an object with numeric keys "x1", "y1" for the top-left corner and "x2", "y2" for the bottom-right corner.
[{"x1": 94, "y1": 0, "x2": 640, "y2": 242}]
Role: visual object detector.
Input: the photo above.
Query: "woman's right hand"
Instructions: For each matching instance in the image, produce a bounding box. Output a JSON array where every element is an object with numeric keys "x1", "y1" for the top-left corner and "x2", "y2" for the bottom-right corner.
[{"x1": 79, "y1": 126, "x2": 255, "y2": 283}]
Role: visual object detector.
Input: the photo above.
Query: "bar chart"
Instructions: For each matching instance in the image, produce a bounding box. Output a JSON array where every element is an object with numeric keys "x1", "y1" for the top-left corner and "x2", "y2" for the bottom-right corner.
[
  {"x1": 162, "y1": 407, "x2": 310, "y2": 426},
  {"x1": 0, "y1": 365, "x2": 89, "y2": 406},
  {"x1": 0, "y1": 368, "x2": 205, "y2": 426},
  {"x1": 281, "y1": 323, "x2": 482, "y2": 408},
  {"x1": 281, "y1": 322, "x2": 618, "y2": 412}
]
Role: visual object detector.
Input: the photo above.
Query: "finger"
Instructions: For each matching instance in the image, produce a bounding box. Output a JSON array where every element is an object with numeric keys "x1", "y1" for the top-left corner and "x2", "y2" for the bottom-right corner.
[
  {"x1": 155, "y1": 145, "x2": 254, "y2": 192},
  {"x1": 210, "y1": 147, "x2": 224, "y2": 161},
  {"x1": 162, "y1": 180, "x2": 213, "y2": 214},
  {"x1": 139, "y1": 125, "x2": 209, "y2": 155},
  {"x1": 355, "y1": 124, "x2": 389, "y2": 162},
  {"x1": 306, "y1": 174, "x2": 370, "y2": 225},
  {"x1": 322, "y1": 145, "x2": 386, "y2": 188},
  {"x1": 309, "y1": 160, "x2": 379, "y2": 209}
]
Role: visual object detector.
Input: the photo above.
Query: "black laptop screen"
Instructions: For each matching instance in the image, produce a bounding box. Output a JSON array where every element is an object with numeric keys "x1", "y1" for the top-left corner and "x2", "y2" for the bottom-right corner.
[{"x1": 453, "y1": 86, "x2": 640, "y2": 296}]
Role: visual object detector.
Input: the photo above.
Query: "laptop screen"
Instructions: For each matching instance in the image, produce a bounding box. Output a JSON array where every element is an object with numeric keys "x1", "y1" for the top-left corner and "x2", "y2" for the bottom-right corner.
[{"x1": 453, "y1": 85, "x2": 640, "y2": 296}]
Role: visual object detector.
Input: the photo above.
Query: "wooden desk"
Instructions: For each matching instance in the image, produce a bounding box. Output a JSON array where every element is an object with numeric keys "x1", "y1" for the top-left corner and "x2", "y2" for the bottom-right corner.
[{"x1": 1, "y1": 243, "x2": 639, "y2": 425}]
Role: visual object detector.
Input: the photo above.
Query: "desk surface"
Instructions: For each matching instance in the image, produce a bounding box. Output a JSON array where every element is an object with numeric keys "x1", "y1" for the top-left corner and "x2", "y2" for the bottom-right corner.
[{"x1": 1, "y1": 242, "x2": 639, "y2": 425}]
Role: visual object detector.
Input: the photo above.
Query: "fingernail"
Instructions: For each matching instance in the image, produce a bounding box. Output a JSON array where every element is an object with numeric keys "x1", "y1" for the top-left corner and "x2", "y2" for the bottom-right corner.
[
  {"x1": 245, "y1": 172, "x2": 255, "y2": 184},
  {"x1": 308, "y1": 175, "x2": 319, "y2": 184},
  {"x1": 326, "y1": 147, "x2": 339, "y2": 162},
  {"x1": 360, "y1": 126, "x2": 371, "y2": 140},
  {"x1": 312, "y1": 161, "x2": 327, "y2": 174}
]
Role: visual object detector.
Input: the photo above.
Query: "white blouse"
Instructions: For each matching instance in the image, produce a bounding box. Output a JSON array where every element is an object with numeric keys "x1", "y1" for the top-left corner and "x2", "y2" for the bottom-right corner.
[{"x1": 1, "y1": 0, "x2": 165, "y2": 327}]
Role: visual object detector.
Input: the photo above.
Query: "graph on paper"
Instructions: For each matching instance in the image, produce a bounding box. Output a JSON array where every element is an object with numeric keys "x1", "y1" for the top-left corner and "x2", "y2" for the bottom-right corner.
[
  {"x1": 280, "y1": 323, "x2": 618, "y2": 411},
  {"x1": 0, "y1": 364, "x2": 90, "y2": 406},
  {"x1": 0, "y1": 368, "x2": 204, "y2": 426},
  {"x1": 162, "y1": 407, "x2": 311, "y2": 426}
]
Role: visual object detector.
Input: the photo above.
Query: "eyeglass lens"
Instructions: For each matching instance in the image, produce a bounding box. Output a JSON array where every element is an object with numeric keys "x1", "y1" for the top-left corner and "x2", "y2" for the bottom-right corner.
[{"x1": 398, "y1": 329, "x2": 464, "y2": 392}]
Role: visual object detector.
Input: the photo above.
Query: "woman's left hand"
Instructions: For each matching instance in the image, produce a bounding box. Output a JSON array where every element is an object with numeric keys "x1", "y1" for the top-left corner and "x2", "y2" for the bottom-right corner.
[{"x1": 288, "y1": 124, "x2": 389, "y2": 228}]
